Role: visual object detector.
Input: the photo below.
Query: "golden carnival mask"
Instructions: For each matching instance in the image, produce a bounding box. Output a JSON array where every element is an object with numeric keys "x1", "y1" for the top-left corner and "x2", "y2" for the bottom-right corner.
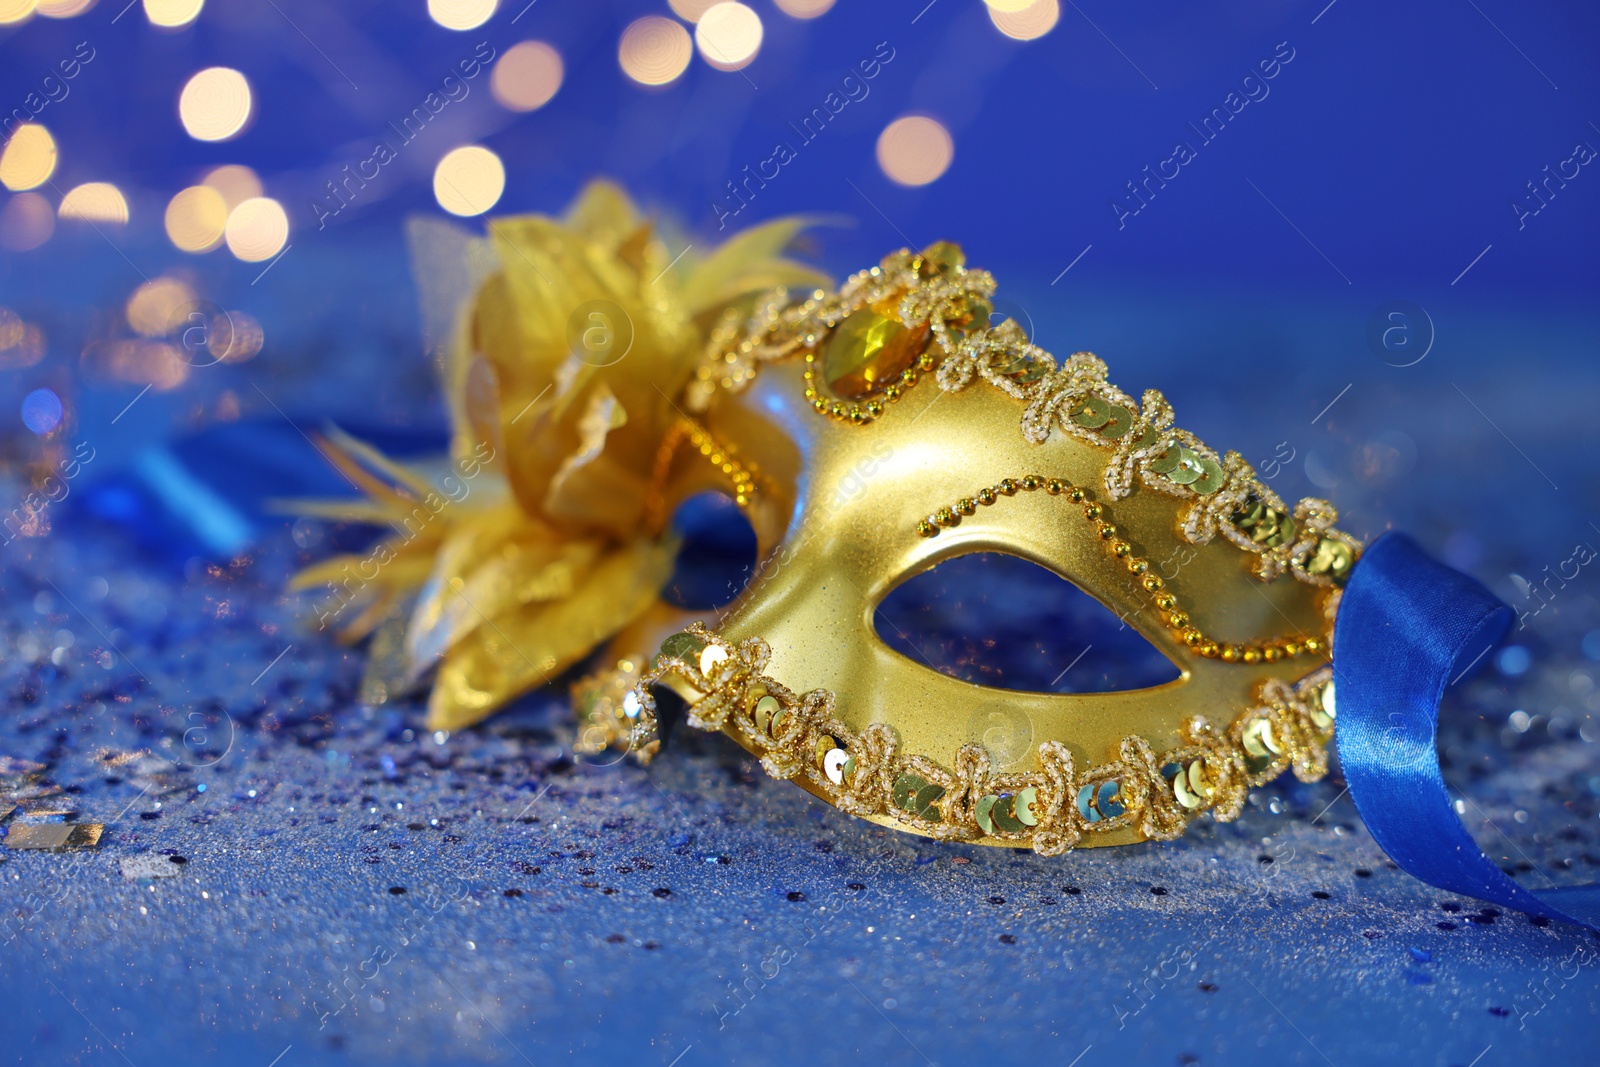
[{"x1": 593, "y1": 241, "x2": 1361, "y2": 856}]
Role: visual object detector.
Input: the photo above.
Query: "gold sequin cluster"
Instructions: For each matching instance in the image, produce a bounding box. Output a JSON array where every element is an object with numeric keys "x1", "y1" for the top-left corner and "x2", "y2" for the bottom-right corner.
[
  {"x1": 915, "y1": 474, "x2": 1328, "y2": 664},
  {"x1": 625, "y1": 624, "x2": 1337, "y2": 855}
]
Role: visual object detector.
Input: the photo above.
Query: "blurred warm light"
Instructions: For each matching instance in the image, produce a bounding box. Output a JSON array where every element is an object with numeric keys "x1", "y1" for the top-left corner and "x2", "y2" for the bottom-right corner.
[
  {"x1": 126, "y1": 277, "x2": 197, "y2": 338},
  {"x1": 989, "y1": 0, "x2": 1058, "y2": 39},
  {"x1": 668, "y1": 0, "x2": 719, "y2": 21},
  {"x1": 202, "y1": 164, "x2": 262, "y2": 209},
  {"x1": 179, "y1": 67, "x2": 253, "y2": 142},
  {"x1": 0, "y1": 310, "x2": 46, "y2": 369},
  {"x1": 0, "y1": 193, "x2": 54, "y2": 250},
  {"x1": 491, "y1": 41, "x2": 564, "y2": 112},
  {"x1": 695, "y1": 3, "x2": 762, "y2": 71},
  {"x1": 0, "y1": 0, "x2": 37, "y2": 24},
  {"x1": 877, "y1": 116, "x2": 954, "y2": 187},
  {"x1": 773, "y1": 0, "x2": 833, "y2": 16},
  {"x1": 144, "y1": 0, "x2": 202, "y2": 26},
  {"x1": 982, "y1": 0, "x2": 1035, "y2": 10},
  {"x1": 0, "y1": 125, "x2": 58, "y2": 192},
  {"x1": 209, "y1": 310, "x2": 264, "y2": 363},
  {"x1": 428, "y1": 0, "x2": 495, "y2": 30},
  {"x1": 619, "y1": 16, "x2": 693, "y2": 87},
  {"x1": 433, "y1": 146, "x2": 505, "y2": 217},
  {"x1": 59, "y1": 182, "x2": 130, "y2": 223},
  {"x1": 85, "y1": 339, "x2": 189, "y2": 391},
  {"x1": 37, "y1": 0, "x2": 94, "y2": 16},
  {"x1": 225, "y1": 196, "x2": 289, "y2": 261},
  {"x1": 165, "y1": 185, "x2": 228, "y2": 252}
]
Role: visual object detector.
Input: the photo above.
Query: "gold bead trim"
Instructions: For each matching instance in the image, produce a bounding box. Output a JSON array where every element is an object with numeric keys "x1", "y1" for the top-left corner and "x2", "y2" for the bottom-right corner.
[
  {"x1": 642, "y1": 415, "x2": 762, "y2": 533},
  {"x1": 913, "y1": 475, "x2": 1326, "y2": 663},
  {"x1": 623, "y1": 624, "x2": 1337, "y2": 856}
]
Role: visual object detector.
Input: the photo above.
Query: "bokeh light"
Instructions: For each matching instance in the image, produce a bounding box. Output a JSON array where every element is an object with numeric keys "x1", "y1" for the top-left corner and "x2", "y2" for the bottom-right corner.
[
  {"x1": 989, "y1": 0, "x2": 1058, "y2": 40},
  {"x1": 695, "y1": 3, "x2": 762, "y2": 72},
  {"x1": 224, "y1": 197, "x2": 289, "y2": 261},
  {"x1": 37, "y1": 0, "x2": 94, "y2": 15},
  {"x1": 59, "y1": 183, "x2": 130, "y2": 223},
  {"x1": 491, "y1": 41, "x2": 564, "y2": 112},
  {"x1": 0, "y1": 192, "x2": 54, "y2": 250},
  {"x1": 427, "y1": 0, "x2": 495, "y2": 30},
  {"x1": 876, "y1": 116, "x2": 955, "y2": 186},
  {"x1": 84, "y1": 339, "x2": 189, "y2": 390},
  {"x1": 165, "y1": 185, "x2": 229, "y2": 252},
  {"x1": 0, "y1": 0, "x2": 37, "y2": 23},
  {"x1": 433, "y1": 146, "x2": 505, "y2": 217},
  {"x1": 0, "y1": 309, "x2": 45, "y2": 369},
  {"x1": 0, "y1": 124, "x2": 58, "y2": 192},
  {"x1": 773, "y1": 0, "x2": 834, "y2": 16},
  {"x1": 126, "y1": 277, "x2": 197, "y2": 338},
  {"x1": 619, "y1": 16, "x2": 693, "y2": 87},
  {"x1": 179, "y1": 67, "x2": 253, "y2": 142},
  {"x1": 143, "y1": 0, "x2": 202, "y2": 26},
  {"x1": 202, "y1": 164, "x2": 263, "y2": 209},
  {"x1": 667, "y1": 0, "x2": 719, "y2": 21},
  {"x1": 21, "y1": 388, "x2": 63, "y2": 436},
  {"x1": 981, "y1": 0, "x2": 1036, "y2": 10},
  {"x1": 209, "y1": 310, "x2": 264, "y2": 363}
]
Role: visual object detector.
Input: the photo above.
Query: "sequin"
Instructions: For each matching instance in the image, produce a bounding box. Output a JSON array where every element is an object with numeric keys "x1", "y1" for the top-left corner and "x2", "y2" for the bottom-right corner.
[
  {"x1": 823, "y1": 746, "x2": 850, "y2": 785},
  {"x1": 1307, "y1": 537, "x2": 1355, "y2": 580},
  {"x1": 1169, "y1": 448, "x2": 1203, "y2": 485},
  {"x1": 991, "y1": 794, "x2": 1025, "y2": 833},
  {"x1": 699, "y1": 645, "x2": 729, "y2": 676},
  {"x1": 1014, "y1": 786, "x2": 1039, "y2": 826},
  {"x1": 1242, "y1": 718, "x2": 1283, "y2": 758},
  {"x1": 1100, "y1": 405, "x2": 1133, "y2": 439},
  {"x1": 1191, "y1": 456, "x2": 1225, "y2": 495},
  {"x1": 976, "y1": 794, "x2": 1000, "y2": 834},
  {"x1": 658, "y1": 631, "x2": 706, "y2": 666},
  {"x1": 912, "y1": 782, "x2": 945, "y2": 821},
  {"x1": 754, "y1": 694, "x2": 782, "y2": 734},
  {"x1": 917, "y1": 240, "x2": 965, "y2": 275},
  {"x1": 893, "y1": 773, "x2": 925, "y2": 812},
  {"x1": 1147, "y1": 444, "x2": 1182, "y2": 474},
  {"x1": 1070, "y1": 396, "x2": 1111, "y2": 429},
  {"x1": 1076, "y1": 783, "x2": 1100, "y2": 823},
  {"x1": 1096, "y1": 779, "x2": 1126, "y2": 818}
]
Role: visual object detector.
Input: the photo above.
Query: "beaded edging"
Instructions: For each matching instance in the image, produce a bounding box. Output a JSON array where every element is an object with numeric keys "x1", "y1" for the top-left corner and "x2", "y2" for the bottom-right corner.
[{"x1": 624, "y1": 624, "x2": 1336, "y2": 855}]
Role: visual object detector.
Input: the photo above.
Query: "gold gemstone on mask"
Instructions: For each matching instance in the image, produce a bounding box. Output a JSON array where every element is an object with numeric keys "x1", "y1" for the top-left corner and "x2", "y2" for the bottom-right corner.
[
  {"x1": 1306, "y1": 537, "x2": 1354, "y2": 581},
  {"x1": 822, "y1": 308, "x2": 931, "y2": 399},
  {"x1": 1070, "y1": 396, "x2": 1112, "y2": 429},
  {"x1": 916, "y1": 240, "x2": 965, "y2": 277}
]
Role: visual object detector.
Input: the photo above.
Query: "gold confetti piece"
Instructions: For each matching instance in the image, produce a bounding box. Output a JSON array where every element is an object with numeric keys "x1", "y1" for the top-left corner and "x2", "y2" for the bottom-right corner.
[{"x1": 5, "y1": 822, "x2": 102, "y2": 851}]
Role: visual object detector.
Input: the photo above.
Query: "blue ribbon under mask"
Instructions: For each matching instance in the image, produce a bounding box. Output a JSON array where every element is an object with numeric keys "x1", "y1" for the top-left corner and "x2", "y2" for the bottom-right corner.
[{"x1": 1334, "y1": 532, "x2": 1600, "y2": 931}]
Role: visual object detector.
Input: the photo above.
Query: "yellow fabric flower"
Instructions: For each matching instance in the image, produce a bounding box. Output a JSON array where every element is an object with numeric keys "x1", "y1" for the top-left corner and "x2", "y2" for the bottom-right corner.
[{"x1": 286, "y1": 181, "x2": 827, "y2": 730}]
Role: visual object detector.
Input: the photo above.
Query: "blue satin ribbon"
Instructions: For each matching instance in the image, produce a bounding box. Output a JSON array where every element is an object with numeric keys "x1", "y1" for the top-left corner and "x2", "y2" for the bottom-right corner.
[{"x1": 1334, "y1": 532, "x2": 1600, "y2": 930}]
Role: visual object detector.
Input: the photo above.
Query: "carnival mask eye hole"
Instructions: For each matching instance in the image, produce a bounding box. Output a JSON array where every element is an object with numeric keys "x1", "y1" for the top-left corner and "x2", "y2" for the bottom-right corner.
[
  {"x1": 660, "y1": 492, "x2": 758, "y2": 611},
  {"x1": 873, "y1": 552, "x2": 1181, "y2": 693}
]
